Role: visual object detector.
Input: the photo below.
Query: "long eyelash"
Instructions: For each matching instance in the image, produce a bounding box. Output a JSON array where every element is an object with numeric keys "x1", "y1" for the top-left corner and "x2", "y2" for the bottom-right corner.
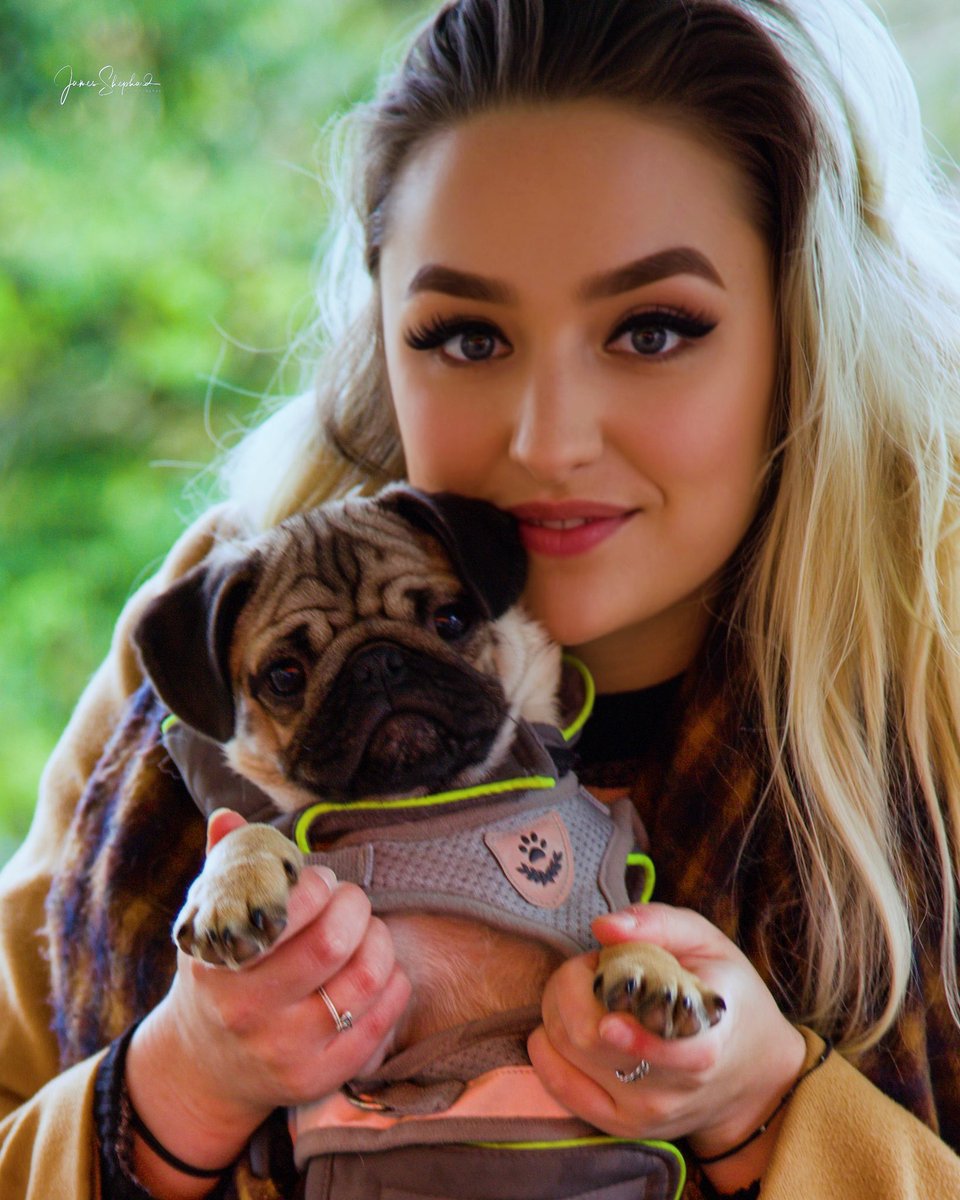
[
  {"x1": 610, "y1": 307, "x2": 717, "y2": 343},
  {"x1": 404, "y1": 309, "x2": 715, "y2": 353},
  {"x1": 404, "y1": 315, "x2": 503, "y2": 351}
]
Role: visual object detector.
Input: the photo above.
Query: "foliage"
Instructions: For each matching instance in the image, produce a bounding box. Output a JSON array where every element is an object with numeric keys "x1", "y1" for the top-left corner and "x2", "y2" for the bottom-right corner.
[
  {"x1": 0, "y1": 0, "x2": 957, "y2": 866},
  {"x1": 0, "y1": 0, "x2": 431, "y2": 864}
]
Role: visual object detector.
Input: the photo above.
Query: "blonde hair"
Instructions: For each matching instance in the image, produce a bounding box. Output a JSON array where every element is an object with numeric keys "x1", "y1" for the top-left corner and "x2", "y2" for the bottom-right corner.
[
  {"x1": 222, "y1": 0, "x2": 960, "y2": 1054},
  {"x1": 735, "y1": 3, "x2": 960, "y2": 1053}
]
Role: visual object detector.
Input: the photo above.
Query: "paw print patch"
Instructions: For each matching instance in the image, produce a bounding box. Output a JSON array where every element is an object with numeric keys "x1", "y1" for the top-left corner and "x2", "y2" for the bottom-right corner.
[{"x1": 484, "y1": 811, "x2": 574, "y2": 909}]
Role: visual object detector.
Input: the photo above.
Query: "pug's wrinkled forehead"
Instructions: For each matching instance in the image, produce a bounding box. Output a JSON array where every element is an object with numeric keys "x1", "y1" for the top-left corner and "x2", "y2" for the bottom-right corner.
[
  {"x1": 235, "y1": 485, "x2": 526, "y2": 648},
  {"x1": 233, "y1": 506, "x2": 482, "y2": 689}
]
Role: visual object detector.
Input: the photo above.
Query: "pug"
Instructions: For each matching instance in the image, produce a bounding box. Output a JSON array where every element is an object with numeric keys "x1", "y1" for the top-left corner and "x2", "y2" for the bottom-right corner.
[{"x1": 133, "y1": 485, "x2": 723, "y2": 1048}]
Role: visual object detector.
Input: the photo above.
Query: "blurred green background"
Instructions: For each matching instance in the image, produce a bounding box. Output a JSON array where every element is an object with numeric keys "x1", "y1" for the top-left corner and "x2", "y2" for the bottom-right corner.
[{"x1": 1, "y1": 0, "x2": 957, "y2": 866}]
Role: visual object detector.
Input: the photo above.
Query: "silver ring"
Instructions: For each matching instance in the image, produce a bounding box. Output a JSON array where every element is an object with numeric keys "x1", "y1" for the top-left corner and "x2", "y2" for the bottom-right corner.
[
  {"x1": 615, "y1": 1060, "x2": 651, "y2": 1084},
  {"x1": 317, "y1": 985, "x2": 353, "y2": 1034}
]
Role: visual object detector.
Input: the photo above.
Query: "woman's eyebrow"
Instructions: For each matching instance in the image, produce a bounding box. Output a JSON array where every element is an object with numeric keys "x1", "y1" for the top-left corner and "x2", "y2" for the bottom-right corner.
[
  {"x1": 579, "y1": 247, "x2": 725, "y2": 298},
  {"x1": 405, "y1": 246, "x2": 724, "y2": 304},
  {"x1": 406, "y1": 264, "x2": 514, "y2": 303}
]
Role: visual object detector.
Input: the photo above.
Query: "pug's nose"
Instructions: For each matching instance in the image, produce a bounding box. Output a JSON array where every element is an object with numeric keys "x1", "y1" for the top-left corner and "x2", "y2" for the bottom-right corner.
[{"x1": 350, "y1": 644, "x2": 408, "y2": 688}]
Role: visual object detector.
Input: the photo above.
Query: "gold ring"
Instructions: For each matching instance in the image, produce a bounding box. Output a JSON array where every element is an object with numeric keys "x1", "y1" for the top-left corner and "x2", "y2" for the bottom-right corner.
[{"x1": 316, "y1": 985, "x2": 353, "y2": 1034}]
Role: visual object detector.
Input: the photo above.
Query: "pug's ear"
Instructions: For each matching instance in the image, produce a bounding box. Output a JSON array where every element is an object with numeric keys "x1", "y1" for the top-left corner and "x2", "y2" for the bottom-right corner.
[
  {"x1": 378, "y1": 485, "x2": 527, "y2": 618},
  {"x1": 133, "y1": 550, "x2": 259, "y2": 743}
]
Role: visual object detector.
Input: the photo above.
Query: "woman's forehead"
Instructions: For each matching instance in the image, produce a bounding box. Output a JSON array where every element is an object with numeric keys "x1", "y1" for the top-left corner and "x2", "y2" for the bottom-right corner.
[{"x1": 380, "y1": 101, "x2": 768, "y2": 301}]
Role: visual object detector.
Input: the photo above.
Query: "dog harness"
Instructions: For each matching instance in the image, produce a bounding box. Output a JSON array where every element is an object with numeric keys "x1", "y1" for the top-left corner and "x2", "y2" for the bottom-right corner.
[
  {"x1": 162, "y1": 662, "x2": 686, "y2": 1200},
  {"x1": 162, "y1": 664, "x2": 650, "y2": 959}
]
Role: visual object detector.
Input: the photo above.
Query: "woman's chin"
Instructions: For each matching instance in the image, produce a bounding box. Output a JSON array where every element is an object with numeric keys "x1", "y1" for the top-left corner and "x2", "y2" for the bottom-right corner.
[{"x1": 530, "y1": 611, "x2": 620, "y2": 656}]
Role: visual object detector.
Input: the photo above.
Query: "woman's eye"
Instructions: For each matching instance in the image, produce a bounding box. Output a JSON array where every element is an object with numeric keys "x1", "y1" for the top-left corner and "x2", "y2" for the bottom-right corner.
[
  {"x1": 405, "y1": 317, "x2": 511, "y2": 364},
  {"x1": 607, "y1": 311, "x2": 716, "y2": 359},
  {"x1": 619, "y1": 322, "x2": 678, "y2": 356}
]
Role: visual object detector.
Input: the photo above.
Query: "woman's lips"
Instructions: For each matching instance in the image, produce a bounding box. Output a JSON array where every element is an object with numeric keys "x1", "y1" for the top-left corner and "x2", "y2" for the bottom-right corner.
[{"x1": 509, "y1": 502, "x2": 635, "y2": 558}]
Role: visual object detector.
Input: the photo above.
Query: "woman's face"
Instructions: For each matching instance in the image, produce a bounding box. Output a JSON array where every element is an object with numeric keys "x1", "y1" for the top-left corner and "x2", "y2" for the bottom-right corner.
[{"x1": 379, "y1": 101, "x2": 777, "y2": 691}]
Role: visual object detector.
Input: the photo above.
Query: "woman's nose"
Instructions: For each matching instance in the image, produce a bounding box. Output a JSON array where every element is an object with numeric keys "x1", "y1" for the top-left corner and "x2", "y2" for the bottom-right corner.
[{"x1": 508, "y1": 363, "x2": 603, "y2": 485}]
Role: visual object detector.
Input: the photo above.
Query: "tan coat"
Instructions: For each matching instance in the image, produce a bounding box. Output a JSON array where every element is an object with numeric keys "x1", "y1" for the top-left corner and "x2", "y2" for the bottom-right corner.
[{"x1": 1, "y1": 507, "x2": 959, "y2": 1198}]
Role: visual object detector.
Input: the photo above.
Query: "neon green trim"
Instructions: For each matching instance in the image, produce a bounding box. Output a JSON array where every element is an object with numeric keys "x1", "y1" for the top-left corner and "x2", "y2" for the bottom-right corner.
[
  {"x1": 560, "y1": 653, "x2": 595, "y2": 742},
  {"x1": 627, "y1": 851, "x2": 656, "y2": 903},
  {"x1": 469, "y1": 1136, "x2": 685, "y2": 1199},
  {"x1": 160, "y1": 714, "x2": 180, "y2": 736},
  {"x1": 294, "y1": 775, "x2": 557, "y2": 853}
]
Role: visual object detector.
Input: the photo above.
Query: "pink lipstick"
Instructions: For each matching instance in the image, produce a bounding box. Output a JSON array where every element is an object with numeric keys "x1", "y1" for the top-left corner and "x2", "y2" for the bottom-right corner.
[{"x1": 510, "y1": 501, "x2": 635, "y2": 558}]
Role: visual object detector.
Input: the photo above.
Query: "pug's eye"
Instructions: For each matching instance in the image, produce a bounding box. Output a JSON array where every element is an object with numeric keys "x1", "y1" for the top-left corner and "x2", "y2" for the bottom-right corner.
[
  {"x1": 264, "y1": 659, "x2": 306, "y2": 698},
  {"x1": 433, "y1": 603, "x2": 473, "y2": 642}
]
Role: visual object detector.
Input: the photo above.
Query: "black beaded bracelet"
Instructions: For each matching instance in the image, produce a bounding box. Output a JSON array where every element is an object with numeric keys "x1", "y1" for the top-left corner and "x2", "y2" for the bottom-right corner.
[{"x1": 694, "y1": 1040, "x2": 833, "y2": 1167}]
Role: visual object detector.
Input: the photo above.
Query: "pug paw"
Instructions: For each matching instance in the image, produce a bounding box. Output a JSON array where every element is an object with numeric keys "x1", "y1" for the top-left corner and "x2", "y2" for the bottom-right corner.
[
  {"x1": 174, "y1": 824, "x2": 305, "y2": 969},
  {"x1": 594, "y1": 942, "x2": 725, "y2": 1038}
]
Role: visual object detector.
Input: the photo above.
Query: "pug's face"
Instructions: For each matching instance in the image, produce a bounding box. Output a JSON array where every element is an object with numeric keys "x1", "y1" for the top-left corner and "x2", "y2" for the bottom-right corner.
[
  {"x1": 135, "y1": 487, "x2": 558, "y2": 812},
  {"x1": 219, "y1": 500, "x2": 520, "y2": 807}
]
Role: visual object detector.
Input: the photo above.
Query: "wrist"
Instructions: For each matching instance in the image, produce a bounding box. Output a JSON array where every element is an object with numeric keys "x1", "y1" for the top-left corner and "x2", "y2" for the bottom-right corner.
[
  {"x1": 127, "y1": 1004, "x2": 268, "y2": 1190},
  {"x1": 95, "y1": 1021, "x2": 233, "y2": 1200},
  {"x1": 688, "y1": 1024, "x2": 806, "y2": 1160},
  {"x1": 689, "y1": 1029, "x2": 829, "y2": 1193},
  {"x1": 689, "y1": 1104, "x2": 787, "y2": 1196}
]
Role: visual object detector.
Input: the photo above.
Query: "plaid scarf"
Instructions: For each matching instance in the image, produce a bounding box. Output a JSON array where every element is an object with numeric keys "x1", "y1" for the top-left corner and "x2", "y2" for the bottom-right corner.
[{"x1": 46, "y1": 657, "x2": 959, "y2": 1198}]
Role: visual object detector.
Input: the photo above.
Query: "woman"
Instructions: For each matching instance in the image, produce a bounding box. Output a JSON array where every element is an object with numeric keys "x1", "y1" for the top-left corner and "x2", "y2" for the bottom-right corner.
[{"x1": 2, "y1": 0, "x2": 960, "y2": 1197}]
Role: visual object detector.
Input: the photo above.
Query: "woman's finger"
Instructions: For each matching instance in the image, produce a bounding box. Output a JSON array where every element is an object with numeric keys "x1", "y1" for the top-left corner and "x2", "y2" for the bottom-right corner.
[
  {"x1": 592, "y1": 902, "x2": 724, "y2": 956},
  {"x1": 539, "y1": 954, "x2": 606, "y2": 1057},
  {"x1": 528, "y1": 1024, "x2": 619, "y2": 1129},
  {"x1": 537, "y1": 955, "x2": 656, "y2": 1081},
  {"x1": 206, "y1": 807, "x2": 248, "y2": 853},
  {"x1": 540, "y1": 948, "x2": 721, "y2": 1076},
  {"x1": 247, "y1": 879, "x2": 374, "y2": 1000},
  {"x1": 297, "y1": 965, "x2": 413, "y2": 1090},
  {"x1": 308, "y1": 915, "x2": 397, "y2": 1032},
  {"x1": 596, "y1": 1008, "x2": 722, "y2": 1074}
]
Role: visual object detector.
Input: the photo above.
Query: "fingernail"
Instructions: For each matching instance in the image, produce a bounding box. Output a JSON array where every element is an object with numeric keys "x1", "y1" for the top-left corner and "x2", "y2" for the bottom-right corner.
[
  {"x1": 308, "y1": 865, "x2": 338, "y2": 889},
  {"x1": 594, "y1": 911, "x2": 641, "y2": 933}
]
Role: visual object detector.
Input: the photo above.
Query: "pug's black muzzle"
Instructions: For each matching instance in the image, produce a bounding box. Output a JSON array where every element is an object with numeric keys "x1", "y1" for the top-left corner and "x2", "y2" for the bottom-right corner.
[{"x1": 286, "y1": 641, "x2": 508, "y2": 799}]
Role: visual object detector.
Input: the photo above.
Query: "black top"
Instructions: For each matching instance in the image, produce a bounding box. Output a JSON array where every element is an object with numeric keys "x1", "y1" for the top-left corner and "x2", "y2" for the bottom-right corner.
[{"x1": 574, "y1": 675, "x2": 685, "y2": 790}]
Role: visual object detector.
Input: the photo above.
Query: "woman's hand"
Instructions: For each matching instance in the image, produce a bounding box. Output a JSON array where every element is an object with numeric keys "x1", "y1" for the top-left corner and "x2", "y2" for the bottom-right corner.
[
  {"x1": 125, "y1": 810, "x2": 411, "y2": 1198},
  {"x1": 528, "y1": 903, "x2": 806, "y2": 1190}
]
